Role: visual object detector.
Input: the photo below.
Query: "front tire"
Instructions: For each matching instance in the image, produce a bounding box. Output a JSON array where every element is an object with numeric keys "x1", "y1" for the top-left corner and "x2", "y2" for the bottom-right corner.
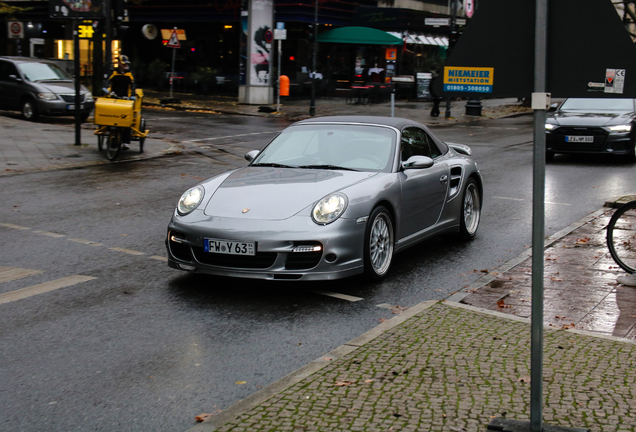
[
  {"x1": 21, "y1": 99, "x2": 39, "y2": 121},
  {"x1": 139, "y1": 118, "x2": 146, "y2": 153},
  {"x1": 364, "y1": 206, "x2": 394, "y2": 280},
  {"x1": 458, "y1": 179, "x2": 481, "y2": 241},
  {"x1": 97, "y1": 134, "x2": 105, "y2": 151},
  {"x1": 106, "y1": 128, "x2": 122, "y2": 161}
]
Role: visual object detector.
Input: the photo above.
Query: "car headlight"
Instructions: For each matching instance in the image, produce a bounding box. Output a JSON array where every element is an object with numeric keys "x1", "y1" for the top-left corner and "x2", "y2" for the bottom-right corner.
[
  {"x1": 312, "y1": 194, "x2": 347, "y2": 225},
  {"x1": 608, "y1": 124, "x2": 632, "y2": 132},
  {"x1": 38, "y1": 92, "x2": 57, "y2": 101},
  {"x1": 545, "y1": 123, "x2": 556, "y2": 130},
  {"x1": 177, "y1": 186, "x2": 204, "y2": 215},
  {"x1": 85, "y1": 93, "x2": 94, "y2": 102}
]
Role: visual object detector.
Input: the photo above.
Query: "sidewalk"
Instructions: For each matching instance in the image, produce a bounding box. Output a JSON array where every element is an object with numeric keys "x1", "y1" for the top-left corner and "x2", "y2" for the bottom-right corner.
[
  {"x1": 187, "y1": 207, "x2": 636, "y2": 432},
  {"x1": 0, "y1": 94, "x2": 530, "y2": 176}
]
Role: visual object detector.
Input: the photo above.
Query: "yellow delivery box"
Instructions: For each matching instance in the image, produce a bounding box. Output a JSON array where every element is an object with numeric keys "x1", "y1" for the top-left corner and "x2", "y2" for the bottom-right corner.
[{"x1": 94, "y1": 98, "x2": 135, "y2": 127}]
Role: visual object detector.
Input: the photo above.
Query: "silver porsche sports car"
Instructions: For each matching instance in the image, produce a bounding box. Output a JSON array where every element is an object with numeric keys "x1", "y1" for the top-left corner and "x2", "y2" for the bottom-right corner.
[{"x1": 166, "y1": 116, "x2": 482, "y2": 281}]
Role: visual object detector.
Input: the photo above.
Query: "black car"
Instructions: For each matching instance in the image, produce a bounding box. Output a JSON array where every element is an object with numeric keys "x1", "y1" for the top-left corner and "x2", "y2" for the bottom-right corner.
[
  {"x1": 0, "y1": 56, "x2": 94, "y2": 121},
  {"x1": 545, "y1": 98, "x2": 636, "y2": 160}
]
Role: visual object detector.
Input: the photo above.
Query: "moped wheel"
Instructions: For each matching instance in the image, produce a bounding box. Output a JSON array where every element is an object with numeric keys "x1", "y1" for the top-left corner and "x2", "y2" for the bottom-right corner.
[
  {"x1": 106, "y1": 129, "x2": 122, "y2": 161},
  {"x1": 139, "y1": 118, "x2": 146, "y2": 153},
  {"x1": 97, "y1": 134, "x2": 105, "y2": 151},
  {"x1": 607, "y1": 201, "x2": 636, "y2": 274}
]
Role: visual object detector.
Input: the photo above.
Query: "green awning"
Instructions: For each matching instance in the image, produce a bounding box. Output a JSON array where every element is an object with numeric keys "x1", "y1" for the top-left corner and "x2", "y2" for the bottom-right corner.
[{"x1": 317, "y1": 26, "x2": 402, "y2": 45}]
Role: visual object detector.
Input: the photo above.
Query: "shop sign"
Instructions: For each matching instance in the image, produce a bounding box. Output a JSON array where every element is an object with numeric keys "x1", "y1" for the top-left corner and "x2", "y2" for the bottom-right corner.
[
  {"x1": 385, "y1": 47, "x2": 397, "y2": 60},
  {"x1": 443, "y1": 66, "x2": 494, "y2": 93},
  {"x1": 78, "y1": 24, "x2": 94, "y2": 39}
]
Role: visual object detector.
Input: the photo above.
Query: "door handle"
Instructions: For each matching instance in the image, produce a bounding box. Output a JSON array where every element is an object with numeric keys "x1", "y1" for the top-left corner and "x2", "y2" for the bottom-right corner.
[{"x1": 440, "y1": 174, "x2": 448, "y2": 184}]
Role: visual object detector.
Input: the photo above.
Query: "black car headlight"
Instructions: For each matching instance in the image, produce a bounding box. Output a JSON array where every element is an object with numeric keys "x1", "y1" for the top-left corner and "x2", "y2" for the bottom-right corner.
[
  {"x1": 312, "y1": 194, "x2": 348, "y2": 225},
  {"x1": 608, "y1": 124, "x2": 632, "y2": 133},
  {"x1": 177, "y1": 186, "x2": 204, "y2": 215}
]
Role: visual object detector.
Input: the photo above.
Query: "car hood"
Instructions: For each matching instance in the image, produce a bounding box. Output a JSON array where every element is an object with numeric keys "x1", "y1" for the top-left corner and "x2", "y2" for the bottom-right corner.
[
  {"x1": 36, "y1": 80, "x2": 88, "y2": 95},
  {"x1": 550, "y1": 110, "x2": 634, "y2": 127},
  {"x1": 203, "y1": 166, "x2": 378, "y2": 220}
]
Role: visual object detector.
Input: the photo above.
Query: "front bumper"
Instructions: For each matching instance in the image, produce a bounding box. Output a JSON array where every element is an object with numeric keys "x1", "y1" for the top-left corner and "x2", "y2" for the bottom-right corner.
[
  {"x1": 166, "y1": 211, "x2": 367, "y2": 281},
  {"x1": 546, "y1": 127, "x2": 633, "y2": 155},
  {"x1": 36, "y1": 97, "x2": 95, "y2": 117}
]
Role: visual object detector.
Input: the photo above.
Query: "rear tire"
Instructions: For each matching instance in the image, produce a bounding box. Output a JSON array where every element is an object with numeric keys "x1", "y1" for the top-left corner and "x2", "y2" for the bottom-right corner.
[
  {"x1": 607, "y1": 201, "x2": 636, "y2": 274},
  {"x1": 139, "y1": 118, "x2": 146, "y2": 153},
  {"x1": 458, "y1": 178, "x2": 481, "y2": 241},
  {"x1": 364, "y1": 206, "x2": 394, "y2": 280},
  {"x1": 106, "y1": 129, "x2": 122, "y2": 161},
  {"x1": 21, "y1": 99, "x2": 39, "y2": 121}
]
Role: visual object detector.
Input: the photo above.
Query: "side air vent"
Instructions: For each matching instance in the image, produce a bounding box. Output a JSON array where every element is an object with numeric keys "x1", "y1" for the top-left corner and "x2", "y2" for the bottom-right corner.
[{"x1": 449, "y1": 166, "x2": 463, "y2": 198}]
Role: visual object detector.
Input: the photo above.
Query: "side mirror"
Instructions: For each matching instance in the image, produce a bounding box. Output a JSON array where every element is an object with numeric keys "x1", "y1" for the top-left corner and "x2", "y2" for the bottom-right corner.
[
  {"x1": 245, "y1": 150, "x2": 260, "y2": 162},
  {"x1": 402, "y1": 155, "x2": 434, "y2": 170},
  {"x1": 8, "y1": 74, "x2": 22, "y2": 82},
  {"x1": 549, "y1": 102, "x2": 559, "y2": 112}
]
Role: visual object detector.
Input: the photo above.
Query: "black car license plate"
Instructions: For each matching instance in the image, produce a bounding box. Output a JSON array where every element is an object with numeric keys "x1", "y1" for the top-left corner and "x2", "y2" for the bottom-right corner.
[{"x1": 565, "y1": 135, "x2": 593, "y2": 143}]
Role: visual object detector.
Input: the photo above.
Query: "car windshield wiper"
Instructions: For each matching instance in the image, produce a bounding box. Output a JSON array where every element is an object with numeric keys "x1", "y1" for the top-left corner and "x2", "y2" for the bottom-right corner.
[
  {"x1": 251, "y1": 162, "x2": 295, "y2": 168},
  {"x1": 298, "y1": 164, "x2": 359, "y2": 171}
]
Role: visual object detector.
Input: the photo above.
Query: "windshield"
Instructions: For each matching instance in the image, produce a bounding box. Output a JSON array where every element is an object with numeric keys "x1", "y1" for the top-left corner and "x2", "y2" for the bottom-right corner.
[
  {"x1": 560, "y1": 98, "x2": 635, "y2": 111},
  {"x1": 17, "y1": 62, "x2": 72, "y2": 82},
  {"x1": 252, "y1": 124, "x2": 397, "y2": 172}
]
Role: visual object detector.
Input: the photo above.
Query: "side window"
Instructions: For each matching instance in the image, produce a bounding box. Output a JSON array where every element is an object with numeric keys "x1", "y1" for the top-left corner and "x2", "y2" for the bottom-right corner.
[
  {"x1": 0, "y1": 61, "x2": 13, "y2": 81},
  {"x1": 401, "y1": 127, "x2": 442, "y2": 161}
]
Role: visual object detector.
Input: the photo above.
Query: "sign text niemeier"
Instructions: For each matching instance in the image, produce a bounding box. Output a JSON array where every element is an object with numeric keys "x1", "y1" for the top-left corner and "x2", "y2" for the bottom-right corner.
[{"x1": 443, "y1": 66, "x2": 494, "y2": 93}]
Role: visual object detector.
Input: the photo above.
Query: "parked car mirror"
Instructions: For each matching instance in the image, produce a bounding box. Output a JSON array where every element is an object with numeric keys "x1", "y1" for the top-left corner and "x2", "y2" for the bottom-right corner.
[
  {"x1": 245, "y1": 150, "x2": 260, "y2": 162},
  {"x1": 9, "y1": 74, "x2": 22, "y2": 82},
  {"x1": 402, "y1": 155, "x2": 434, "y2": 170}
]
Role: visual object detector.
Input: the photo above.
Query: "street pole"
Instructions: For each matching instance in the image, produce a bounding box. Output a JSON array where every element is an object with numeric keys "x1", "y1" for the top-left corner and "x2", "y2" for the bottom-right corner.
[
  {"x1": 309, "y1": 0, "x2": 318, "y2": 116},
  {"x1": 530, "y1": 0, "x2": 548, "y2": 431},
  {"x1": 277, "y1": 38, "x2": 282, "y2": 113},
  {"x1": 73, "y1": 19, "x2": 81, "y2": 146},
  {"x1": 444, "y1": 0, "x2": 457, "y2": 119},
  {"x1": 104, "y1": 0, "x2": 112, "y2": 87}
]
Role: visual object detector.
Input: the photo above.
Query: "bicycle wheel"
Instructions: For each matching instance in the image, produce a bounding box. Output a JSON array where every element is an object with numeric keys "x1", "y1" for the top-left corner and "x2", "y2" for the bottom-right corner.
[
  {"x1": 139, "y1": 118, "x2": 146, "y2": 153},
  {"x1": 106, "y1": 128, "x2": 122, "y2": 161},
  {"x1": 607, "y1": 201, "x2": 636, "y2": 274}
]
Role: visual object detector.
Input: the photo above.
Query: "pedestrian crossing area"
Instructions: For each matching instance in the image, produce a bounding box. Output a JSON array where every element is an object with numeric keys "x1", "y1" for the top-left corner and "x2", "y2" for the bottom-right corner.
[{"x1": 0, "y1": 266, "x2": 96, "y2": 305}]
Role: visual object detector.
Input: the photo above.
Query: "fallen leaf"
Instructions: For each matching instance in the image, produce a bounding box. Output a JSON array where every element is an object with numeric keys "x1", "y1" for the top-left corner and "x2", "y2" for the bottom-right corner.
[
  {"x1": 562, "y1": 323, "x2": 576, "y2": 329},
  {"x1": 575, "y1": 237, "x2": 591, "y2": 245},
  {"x1": 323, "y1": 357, "x2": 333, "y2": 361},
  {"x1": 550, "y1": 277, "x2": 563, "y2": 282},
  {"x1": 364, "y1": 379, "x2": 374, "y2": 383},
  {"x1": 195, "y1": 413, "x2": 212, "y2": 422},
  {"x1": 379, "y1": 318, "x2": 388, "y2": 323},
  {"x1": 496, "y1": 299, "x2": 512, "y2": 309},
  {"x1": 235, "y1": 381, "x2": 247, "y2": 385},
  {"x1": 335, "y1": 380, "x2": 355, "y2": 387}
]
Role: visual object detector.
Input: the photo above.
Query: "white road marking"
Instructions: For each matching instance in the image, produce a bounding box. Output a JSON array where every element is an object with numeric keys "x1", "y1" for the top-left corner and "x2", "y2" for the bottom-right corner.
[
  {"x1": 109, "y1": 247, "x2": 145, "y2": 256},
  {"x1": 545, "y1": 201, "x2": 572, "y2": 206},
  {"x1": 33, "y1": 230, "x2": 65, "y2": 238},
  {"x1": 0, "y1": 275, "x2": 96, "y2": 305},
  {"x1": 68, "y1": 238, "x2": 104, "y2": 246},
  {"x1": 493, "y1": 196, "x2": 523, "y2": 201},
  {"x1": 0, "y1": 223, "x2": 30, "y2": 230},
  {"x1": 0, "y1": 267, "x2": 43, "y2": 284},
  {"x1": 312, "y1": 290, "x2": 364, "y2": 302},
  {"x1": 493, "y1": 196, "x2": 570, "y2": 206}
]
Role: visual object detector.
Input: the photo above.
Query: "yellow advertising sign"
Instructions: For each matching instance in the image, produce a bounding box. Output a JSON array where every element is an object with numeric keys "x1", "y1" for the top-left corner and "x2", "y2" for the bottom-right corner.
[
  {"x1": 161, "y1": 29, "x2": 187, "y2": 40},
  {"x1": 443, "y1": 66, "x2": 494, "y2": 93}
]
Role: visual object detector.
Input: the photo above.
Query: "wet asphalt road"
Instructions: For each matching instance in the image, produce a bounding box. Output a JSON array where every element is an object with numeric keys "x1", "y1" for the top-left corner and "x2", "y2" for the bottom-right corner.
[{"x1": 1, "y1": 110, "x2": 636, "y2": 431}]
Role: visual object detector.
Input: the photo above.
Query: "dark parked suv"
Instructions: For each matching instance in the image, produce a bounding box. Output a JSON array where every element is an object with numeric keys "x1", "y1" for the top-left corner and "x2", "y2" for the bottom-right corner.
[{"x1": 0, "y1": 56, "x2": 94, "y2": 121}]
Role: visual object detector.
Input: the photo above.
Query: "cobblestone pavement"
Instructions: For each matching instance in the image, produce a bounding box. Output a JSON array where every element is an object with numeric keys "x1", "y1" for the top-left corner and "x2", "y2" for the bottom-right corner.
[{"x1": 191, "y1": 301, "x2": 635, "y2": 432}]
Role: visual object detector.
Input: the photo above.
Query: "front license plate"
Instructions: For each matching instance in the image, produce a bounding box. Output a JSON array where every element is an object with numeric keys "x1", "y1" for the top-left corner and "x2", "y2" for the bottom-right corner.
[
  {"x1": 67, "y1": 104, "x2": 85, "y2": 110},
  {"x1": 204, "y1": 238, "x2": 255, "y2": 256},
  {"x1": 565, "y1": 135, "x2": 593, "y2": 143}
]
